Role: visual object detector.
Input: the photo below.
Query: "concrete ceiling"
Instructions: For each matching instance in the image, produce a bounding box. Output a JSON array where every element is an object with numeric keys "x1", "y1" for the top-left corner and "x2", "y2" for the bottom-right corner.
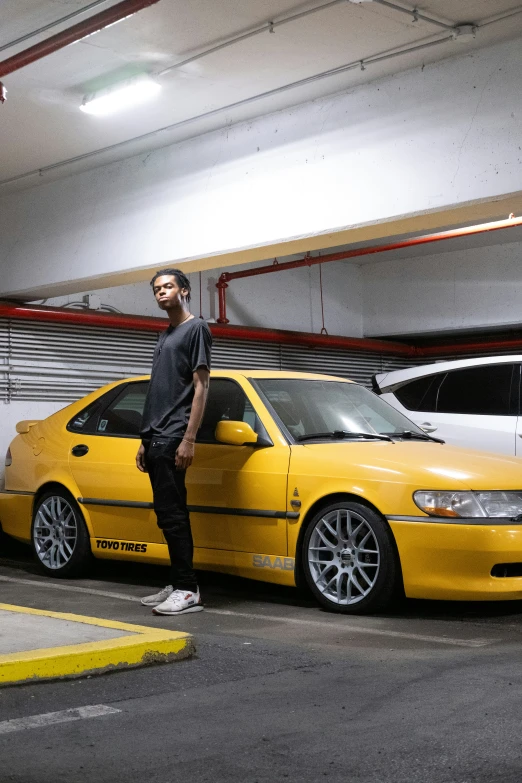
[{"x1": 1, "y1": 0, "x2": 522, "y2": 189}]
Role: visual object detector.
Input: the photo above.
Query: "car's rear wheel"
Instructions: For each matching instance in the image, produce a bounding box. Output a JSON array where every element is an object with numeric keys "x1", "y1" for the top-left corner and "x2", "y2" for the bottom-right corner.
[
  {"x1": 302, "y1": 501, "x2": 399, "y2": 614},
  {"x1": 31, "y1": 490, "x2": 91, "y2": 578}
]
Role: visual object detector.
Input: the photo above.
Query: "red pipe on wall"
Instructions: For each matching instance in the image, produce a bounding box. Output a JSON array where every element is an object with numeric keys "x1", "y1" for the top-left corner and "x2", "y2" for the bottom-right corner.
[
  {"x1": 216, "y1": 215, "x2": 522, "y2": 323},
  {"x1": 3, "y1": 301, "x2": 522, "y2": 359},
  {"x1": 420, "y1": 337, "x2": 522, "y2": 358},
  {"x1": 0, "y1": 302, "x2": 412, "y2": 355},
  {"x1": 0, "y1": 301, "x2": 166, "y2": 332},
  {"x1": 211, "y1": 323, "x2": 413, "y2": 355},
  {"x1": 0, "y1": 0, "x2": 161, "y2": 78}
]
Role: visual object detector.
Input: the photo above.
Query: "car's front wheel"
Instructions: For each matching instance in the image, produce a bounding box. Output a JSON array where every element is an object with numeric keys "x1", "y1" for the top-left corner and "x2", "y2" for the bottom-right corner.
[
  {"x1": 302, "y1": 501, "x2": 399, "y2": 614},
  {"x1": 31, "y1": 490, "x2": 91, "y2": 578}
]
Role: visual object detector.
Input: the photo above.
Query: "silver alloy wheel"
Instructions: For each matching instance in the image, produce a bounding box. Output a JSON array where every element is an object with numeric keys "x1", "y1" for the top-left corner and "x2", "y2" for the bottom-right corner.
[
  {"x1": 33, "y1": 496, "x2": 78, "y2": 570},
  {"x1": 308, "y1": 508, "x2": 380, "y2": 605}
]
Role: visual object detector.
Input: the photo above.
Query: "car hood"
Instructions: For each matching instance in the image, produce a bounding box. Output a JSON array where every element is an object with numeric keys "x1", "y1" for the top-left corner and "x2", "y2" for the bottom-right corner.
[{"x1": 296, "y1": 441, "x2": 522, "y2": 490}]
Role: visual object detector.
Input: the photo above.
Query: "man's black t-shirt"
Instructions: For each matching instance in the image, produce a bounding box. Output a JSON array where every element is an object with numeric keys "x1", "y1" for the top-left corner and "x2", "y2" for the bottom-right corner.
[{"x1": 140, "y1": 317, "x2": 212, "y2": 440}]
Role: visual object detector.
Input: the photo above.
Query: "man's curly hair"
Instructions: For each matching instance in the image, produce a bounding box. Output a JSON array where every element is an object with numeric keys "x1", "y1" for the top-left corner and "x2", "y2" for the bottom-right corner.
[{"x1": 150, "y1": 268, "x2": 191, "y2": 302}]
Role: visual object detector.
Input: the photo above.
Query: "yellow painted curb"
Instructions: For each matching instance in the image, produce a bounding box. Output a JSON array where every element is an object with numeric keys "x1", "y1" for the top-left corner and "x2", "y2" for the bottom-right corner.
[{"x1": 0, "y1": 603, "x2": 194, "y2": 686}]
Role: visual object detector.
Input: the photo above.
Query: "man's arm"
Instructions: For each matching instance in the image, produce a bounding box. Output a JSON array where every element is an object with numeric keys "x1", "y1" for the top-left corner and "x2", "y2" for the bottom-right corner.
[{"x1": 175, "y1": 367, "x2": 210, "y2": 470}]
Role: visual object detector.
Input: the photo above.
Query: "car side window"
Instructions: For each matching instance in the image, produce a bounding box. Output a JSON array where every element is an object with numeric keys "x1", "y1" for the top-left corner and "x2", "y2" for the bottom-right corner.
[
  {"x1": 436, "y1": 364, "x2": 515, "y2": 416},
  {"x1": 197, "y1": 379, "x2": 257, "y2": 443},
  {"x1": 393, "y1": 373, "x2": 444, "y2": 412},
  {"x1": 68, "y1": 401, "x2": 102, "y2": 432},
  {"x1": 67, "y1": 394, "x2": 115, "y2": 434},
  {"x1": 96, "y1": 382, "x2": 149, "y2": 437}
]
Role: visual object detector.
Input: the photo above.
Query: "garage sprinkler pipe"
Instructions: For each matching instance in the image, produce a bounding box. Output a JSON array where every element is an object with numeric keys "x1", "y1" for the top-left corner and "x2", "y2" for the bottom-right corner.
[
  {"x1": 216, "y1": 215, "x2": 522, "y2": 324},
  {"x1": 0, "y1": 0, "x2": 161, "y2": 80}
]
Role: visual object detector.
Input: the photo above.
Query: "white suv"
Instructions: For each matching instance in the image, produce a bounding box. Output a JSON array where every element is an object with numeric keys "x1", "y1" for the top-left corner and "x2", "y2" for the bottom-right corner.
[{"x1": 373, "y1": 355, "x2": 522, "y2": 457}]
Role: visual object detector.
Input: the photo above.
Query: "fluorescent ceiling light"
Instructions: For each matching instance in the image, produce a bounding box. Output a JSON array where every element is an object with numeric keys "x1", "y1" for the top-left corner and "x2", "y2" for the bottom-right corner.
[{"x1": 80, "y1": 75, "x2": 161, "y2": 116}]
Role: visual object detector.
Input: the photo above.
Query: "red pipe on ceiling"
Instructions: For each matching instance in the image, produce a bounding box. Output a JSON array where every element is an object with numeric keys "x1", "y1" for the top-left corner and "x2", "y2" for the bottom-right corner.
[
  {"x1": 0, "y1": 0, "x2": 161, "y2": 78},
  {"x1": 216, "y1": 215, "x2": 522, "y2": 324},
  {"x1": 3, "y1": 301, "x2": 522, "y2": 359}
]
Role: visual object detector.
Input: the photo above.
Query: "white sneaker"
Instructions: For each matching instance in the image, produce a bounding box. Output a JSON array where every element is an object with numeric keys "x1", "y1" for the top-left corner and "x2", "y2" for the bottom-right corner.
[
  {"x1": 152, "y1": 588, "x2": 204, "y2": 615},
  {"x1": 140, "y1": 585, "x2": 174, "y2": 607}
]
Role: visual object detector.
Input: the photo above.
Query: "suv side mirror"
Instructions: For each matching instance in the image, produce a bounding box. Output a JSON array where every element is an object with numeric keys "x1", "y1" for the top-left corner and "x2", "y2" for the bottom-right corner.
[{"x1": 215, "y1": 421, "x2": 259, "y2": 446}]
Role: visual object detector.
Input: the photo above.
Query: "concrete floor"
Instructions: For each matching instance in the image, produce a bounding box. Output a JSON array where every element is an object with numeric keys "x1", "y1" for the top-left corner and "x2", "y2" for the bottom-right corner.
[
  {"x1": 1, "y1": 537, "x2": 522, "y2": 782},
  {"x1": 0, "y1": 609, "x2": 133, "y2": 654}
]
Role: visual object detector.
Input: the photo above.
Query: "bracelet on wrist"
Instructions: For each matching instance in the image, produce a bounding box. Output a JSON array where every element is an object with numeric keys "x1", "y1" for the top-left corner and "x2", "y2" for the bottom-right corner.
[{"x1": 183, "y1": 437, "x2": 195, "y2": 445}]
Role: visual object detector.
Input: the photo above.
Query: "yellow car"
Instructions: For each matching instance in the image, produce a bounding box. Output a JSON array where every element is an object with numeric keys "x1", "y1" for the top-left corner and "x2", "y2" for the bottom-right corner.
[{"x1": 3, "y1": 370, "x2": 522, "y2": 614}]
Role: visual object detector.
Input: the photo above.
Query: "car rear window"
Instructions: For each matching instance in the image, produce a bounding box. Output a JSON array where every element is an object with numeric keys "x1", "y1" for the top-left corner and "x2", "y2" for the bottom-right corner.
[
  {"x1": 97, "y1": 382, "x2": 149, "y2": 437},
  {"x1": 394, "y1": 374, "x2": 444, "y2": 412},
  {"x1": 68, "y1": 399, "x2": 105, "y2": 433}
]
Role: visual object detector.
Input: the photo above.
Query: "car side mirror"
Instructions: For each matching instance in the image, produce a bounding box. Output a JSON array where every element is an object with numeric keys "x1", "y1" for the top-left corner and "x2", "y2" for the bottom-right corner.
[{"x1": 215, "y1": 420, "x2": 259, "y2": 446}]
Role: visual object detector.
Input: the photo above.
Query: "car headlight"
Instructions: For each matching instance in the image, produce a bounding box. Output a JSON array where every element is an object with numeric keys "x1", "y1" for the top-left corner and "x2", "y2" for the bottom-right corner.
[{"x1": 413, "y1": 490, "x2": 522, "y2": 519}]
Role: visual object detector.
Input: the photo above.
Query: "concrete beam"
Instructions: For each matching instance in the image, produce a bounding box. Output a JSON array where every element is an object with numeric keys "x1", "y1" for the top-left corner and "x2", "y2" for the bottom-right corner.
[{"x1": 0, "y1": 37, "x2": 521, "y2": 300}]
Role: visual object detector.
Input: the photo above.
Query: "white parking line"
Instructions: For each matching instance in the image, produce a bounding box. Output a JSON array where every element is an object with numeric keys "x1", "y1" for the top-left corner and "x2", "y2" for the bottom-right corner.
[
  {"x1": 0, "y1": 705, "x2": 121, "y2": 735},
  {"x1": 0, "y1": 574, "x2": 137, "y2": 602},
  {"x1": 0, "y1": 574, "x2": 497, "y2": 648},
  {"x1": 207, "y1": 609, "x2": 494, "y2": 647}
]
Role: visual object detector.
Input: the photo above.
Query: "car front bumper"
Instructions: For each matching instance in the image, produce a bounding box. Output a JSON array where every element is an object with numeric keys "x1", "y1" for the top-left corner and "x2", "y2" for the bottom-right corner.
[{"x1": 388, "y1": 516, "x2": 522, "y2": 601}]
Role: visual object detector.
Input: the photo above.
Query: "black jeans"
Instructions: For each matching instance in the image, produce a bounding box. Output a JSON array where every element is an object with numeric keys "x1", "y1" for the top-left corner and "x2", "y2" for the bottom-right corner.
[{"x1": 144, "y1": 438, "x2": 198, "y2": 593}]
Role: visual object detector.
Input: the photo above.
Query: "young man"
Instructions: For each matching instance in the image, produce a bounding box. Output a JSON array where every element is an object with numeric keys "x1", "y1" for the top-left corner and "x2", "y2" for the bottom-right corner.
[{"x1": 137, "y1": 269, "x2": 212, "y2": 615}]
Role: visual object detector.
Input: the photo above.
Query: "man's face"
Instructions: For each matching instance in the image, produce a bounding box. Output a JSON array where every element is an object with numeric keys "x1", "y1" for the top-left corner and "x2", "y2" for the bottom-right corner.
[{"x1": 152, "y1": 275, "x2": 188, "y2": 310}]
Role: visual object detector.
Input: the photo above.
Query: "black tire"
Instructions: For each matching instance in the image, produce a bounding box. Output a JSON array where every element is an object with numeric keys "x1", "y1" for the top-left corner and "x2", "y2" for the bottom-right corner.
[
  {"x1": 302, "y1": 501, "x2": 399, "y2": 614},
  {"x1": 31, "y1": 489, "x2": 91, "y2": 578}
]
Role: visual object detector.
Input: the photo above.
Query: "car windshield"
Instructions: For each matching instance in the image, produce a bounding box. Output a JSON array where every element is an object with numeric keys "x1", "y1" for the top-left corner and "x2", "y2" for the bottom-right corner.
[{"x1": 255, "y1": 378, "x2": 428, "y2": 441}]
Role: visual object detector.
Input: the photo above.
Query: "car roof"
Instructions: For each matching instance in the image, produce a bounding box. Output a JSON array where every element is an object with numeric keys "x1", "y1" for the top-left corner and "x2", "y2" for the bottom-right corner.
[
  {"x1": 375, "y1": 354, "x2": 522, "y2": 389},
  {"x1": 127, "y1": 369, "x2": 354, "y2": 383}
]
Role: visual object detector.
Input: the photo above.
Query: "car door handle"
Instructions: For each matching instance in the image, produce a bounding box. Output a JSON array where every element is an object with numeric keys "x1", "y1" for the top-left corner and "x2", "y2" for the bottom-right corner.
[
  {"x1": 416, "y1": 422, "x2": 438, "y2": 433},
  {"x1": 71, "y1": 444, "x2": 89, "y2": 457}
]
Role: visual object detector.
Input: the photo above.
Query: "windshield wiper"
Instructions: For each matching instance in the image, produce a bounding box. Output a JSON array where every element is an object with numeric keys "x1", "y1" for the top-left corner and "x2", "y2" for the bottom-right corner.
[
  {"x1": 296, "y1": 430, "x2": 393, "y2": 443},
  {"x1": 385, "y1": 430, "x2": 445, "y2": 444}
]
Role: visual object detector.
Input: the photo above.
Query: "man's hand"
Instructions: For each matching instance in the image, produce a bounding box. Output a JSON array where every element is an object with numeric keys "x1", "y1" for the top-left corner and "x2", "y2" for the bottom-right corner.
[
  {"x1": 176, "y1": 440, "x2": 195, "y2": 470},
  {"x1": 136, "y1": 443, "x2": 147, "y2": 473}
]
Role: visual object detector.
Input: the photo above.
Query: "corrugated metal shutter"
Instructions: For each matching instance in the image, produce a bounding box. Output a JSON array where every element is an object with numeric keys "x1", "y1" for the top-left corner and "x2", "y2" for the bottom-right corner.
[
  {"x1": 1, "y1": 318, "x2": 156, "y2": 402},
  {"x1": 212, "y1": 337, "x2": 281, "y2": 370},
  {"x1": 0, "y1": 319, "x2": 9, "y2": 401},
  {"x1": 280, "y1": 345, "x2": 414, "y2": 386},
  {"x1": 418, "y1": 347, "x2": 522, "y2": 364},
  {"x1": 0, "y1": 315, "x2": 419, "y2": 404}
]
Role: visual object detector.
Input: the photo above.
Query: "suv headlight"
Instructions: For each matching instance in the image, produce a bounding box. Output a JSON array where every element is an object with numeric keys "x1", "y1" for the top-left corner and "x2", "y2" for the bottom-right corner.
[{"x1": 413, "y1": 490, "x2": 522, "y2": 519}]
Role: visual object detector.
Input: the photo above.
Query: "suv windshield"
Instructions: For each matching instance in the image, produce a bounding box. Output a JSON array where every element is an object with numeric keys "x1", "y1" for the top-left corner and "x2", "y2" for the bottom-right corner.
[{"x1": 255, "y1": 379, "x2": 428, "y2": 441}]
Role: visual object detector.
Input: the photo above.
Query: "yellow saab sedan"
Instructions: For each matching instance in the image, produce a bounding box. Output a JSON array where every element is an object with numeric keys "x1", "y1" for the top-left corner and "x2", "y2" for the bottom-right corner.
[{"x1": 3, "y1": 370, "x2": 522, "y2": 614}]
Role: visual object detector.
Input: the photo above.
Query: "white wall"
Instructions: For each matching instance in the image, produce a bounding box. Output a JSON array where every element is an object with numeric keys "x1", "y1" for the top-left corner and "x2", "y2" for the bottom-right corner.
[
  {"x1": 41, "y1": 259, "x2": 364, "y2": 336},
  {"x1": 38, "y1": 232, "x2": 522, "y2": 340},
  {"x1": 363, "y1": 239, "x2": 522, "y2": 337},
  {"x1": 1, "y1": 37, "x2": 522, "y2": 299}
]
